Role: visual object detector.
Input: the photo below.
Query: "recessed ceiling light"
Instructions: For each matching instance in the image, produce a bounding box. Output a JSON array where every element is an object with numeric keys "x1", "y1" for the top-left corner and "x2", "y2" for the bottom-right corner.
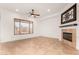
[
  {"x1": 48, "y1": 9, "x2": 50, "y2": 12},
  {"x1": 16, "y1": 9, "x2": 19, "y2": 12}
]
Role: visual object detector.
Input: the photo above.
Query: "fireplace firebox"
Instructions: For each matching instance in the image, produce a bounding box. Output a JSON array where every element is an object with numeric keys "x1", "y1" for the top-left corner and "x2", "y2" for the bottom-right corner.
[{"x1": 63, "y1": 32, "x2": 72, "y2": 42}]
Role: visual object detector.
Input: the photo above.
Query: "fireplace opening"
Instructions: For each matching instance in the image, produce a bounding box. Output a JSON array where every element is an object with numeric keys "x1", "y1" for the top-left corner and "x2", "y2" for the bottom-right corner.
[{"x1": 63, "y1": 32, "x2": 72, "y2": 42}]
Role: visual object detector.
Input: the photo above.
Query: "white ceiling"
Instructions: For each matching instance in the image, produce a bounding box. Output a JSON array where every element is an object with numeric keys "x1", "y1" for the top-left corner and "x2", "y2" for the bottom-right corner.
[{"x1": 0, "y1": 3, "x2": 68, "y2": 18}]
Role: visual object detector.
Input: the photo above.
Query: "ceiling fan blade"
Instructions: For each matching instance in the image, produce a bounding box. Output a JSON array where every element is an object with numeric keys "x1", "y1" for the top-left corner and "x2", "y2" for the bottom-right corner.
[
  {"x1": 34, "y1": 14, "x2": 40, "y2": 16},
  {"x1": 36, "y1": 14, "x2": 40, "y2": 16}
]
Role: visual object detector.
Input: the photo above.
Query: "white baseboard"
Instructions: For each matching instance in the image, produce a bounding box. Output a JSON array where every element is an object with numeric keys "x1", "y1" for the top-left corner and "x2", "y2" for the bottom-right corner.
[
  {"x1": 0, "y1": 36, "x2": 40, "y2": 43},
  {"x1": 0, "y1": 35, "x2": 60, "y2": 43}
]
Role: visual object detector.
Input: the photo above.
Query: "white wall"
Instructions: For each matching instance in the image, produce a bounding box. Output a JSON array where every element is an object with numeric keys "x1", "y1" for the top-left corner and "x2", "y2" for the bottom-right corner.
[
  {"x1": 38, "y1": 13, "x2": 61, "y2": 39},
  {"x1": 0, "y1": 9, "x2": 39, "y2": 42},
  {"x1": 0, "y1": 11, "x2": 1, "y2": 42},
  {"x1": 76, "y1": 4, "x2": 79, "y2": 50}
]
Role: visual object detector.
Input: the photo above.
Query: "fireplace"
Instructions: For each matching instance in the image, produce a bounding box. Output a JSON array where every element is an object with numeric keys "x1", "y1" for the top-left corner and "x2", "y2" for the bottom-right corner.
[
  {"x1": 63, "y1": 32, "x2": 72, "y2": 42},
  {"x1": 62, "y1": 29, "x2": 76, "y2": 49}
]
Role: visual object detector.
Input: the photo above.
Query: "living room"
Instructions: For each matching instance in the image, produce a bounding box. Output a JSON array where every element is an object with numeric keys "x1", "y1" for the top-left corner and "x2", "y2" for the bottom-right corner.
[{"x1": 0, "y1": 3, "x2": 79, "y2": 55}]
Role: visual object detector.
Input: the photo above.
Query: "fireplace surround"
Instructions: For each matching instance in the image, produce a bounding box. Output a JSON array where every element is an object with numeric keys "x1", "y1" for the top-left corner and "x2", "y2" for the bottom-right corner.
[{"x1": 62, "y1": 29, "x2": 76, "y2": 49}]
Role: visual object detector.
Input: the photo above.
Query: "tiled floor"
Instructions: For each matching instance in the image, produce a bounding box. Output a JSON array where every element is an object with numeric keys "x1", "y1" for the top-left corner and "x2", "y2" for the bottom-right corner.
[{"x1": 0, "y1": 37, "x2": 79, "y2": 55}]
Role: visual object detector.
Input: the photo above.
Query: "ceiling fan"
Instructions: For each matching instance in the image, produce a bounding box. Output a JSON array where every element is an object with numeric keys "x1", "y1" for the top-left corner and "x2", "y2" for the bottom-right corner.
[{"x1": 28, "y1": 9, "x2": 40, "y2": 18}]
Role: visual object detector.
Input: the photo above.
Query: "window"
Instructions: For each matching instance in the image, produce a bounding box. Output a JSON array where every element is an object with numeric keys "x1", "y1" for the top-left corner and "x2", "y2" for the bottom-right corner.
[
  {"x1": 14, "y1": 18, "x2": 33, "y2": 35},
  {"x1": 14, "y1": 19, "x2": 20, "y2": 35},
  {"x1": 20, "y1": 20, "x2": 30, "y2": 34}
]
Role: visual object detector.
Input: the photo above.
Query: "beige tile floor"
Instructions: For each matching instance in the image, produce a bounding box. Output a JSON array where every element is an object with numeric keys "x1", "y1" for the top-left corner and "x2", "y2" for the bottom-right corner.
[{"x1": 0, "y1": 37, "x2": 79, "y2": 55}]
